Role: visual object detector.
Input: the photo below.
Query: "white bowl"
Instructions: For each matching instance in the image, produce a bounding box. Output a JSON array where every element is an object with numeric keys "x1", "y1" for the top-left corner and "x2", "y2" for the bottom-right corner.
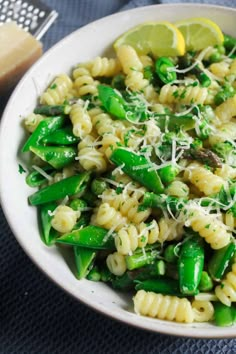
[{"x1": 0, "y1": 3, "x2": 236, "y2": 338}]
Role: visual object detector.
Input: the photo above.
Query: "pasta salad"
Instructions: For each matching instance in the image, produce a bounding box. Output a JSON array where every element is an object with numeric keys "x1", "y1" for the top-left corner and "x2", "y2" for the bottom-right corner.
[{"x1": 21, "y1": 18, "x2": 236, "y2": 327}]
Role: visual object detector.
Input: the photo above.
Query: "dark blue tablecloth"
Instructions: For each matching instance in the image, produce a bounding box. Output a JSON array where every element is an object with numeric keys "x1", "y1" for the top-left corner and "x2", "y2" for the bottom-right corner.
[{"x1": 1, "y1": 1, "x2": 236, "y2": 353}]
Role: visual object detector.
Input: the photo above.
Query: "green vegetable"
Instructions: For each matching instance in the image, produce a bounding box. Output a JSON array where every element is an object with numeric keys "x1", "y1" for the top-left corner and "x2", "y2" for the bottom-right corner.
[
  {"x1": 30, "y1": 145, "x2": 77, "y2": 169},
  {"x1": 208, "y1": 242, "x2": 236, "y2": 281},
  {"x1": 26, "y1": 166, "x2": 54, "y2": 187},
  {"x1": 39, "y1": 202, "x2": 59, "y2": 245},
  {"x1": 214, "y1": 302, "x2": 236, "y2": 327},
  {"x1": 142, "y1": 192, "x2": 186, "y2": 213},
  {"x1": 126, "y1": 250, "x2": 158, "y2": 270},
  {"x1": 42, "y1": 126, "x2": 80, "y2": 145},
  {"x1": 98, "y1": 84, "x2": 126, "y2": 119},
  {"x1": 111, "y1": 272, "x2": 134, "y2": 291},
  {"x1": 198, "y1": 271, "x2": 214, "y2": 291},
  {"x1": 178, "y1": 234, "x2": 204, "y2": 295},
  {"x1": 192, "y1": 65, "x2": 211, "y2": 87},
  {"x1": 29, "y1": 173, "x2": 90, "y2": 205},
  {"x1": 56, "y1": 225, "x2": 115, "y2": 250},
  {"x1": 22, "y1": 116, "x2": 65, "y2": 152},
  {"x1": 34, "y1": 104, "x2": 71, "y2": 116},
  {"x1": 74, "y1": 246, "x2": 96, "y2": 279},
  {"x1": 69, "y1": 198, "x2": 88, "y2": 211},
  {"x1": 135, "y1": 277, "x2": 182, "y2": 296},
  {"x1": 86, "y1": 266, "x2": 101, "y2": 281},
  {"x1": 110, "y1": 148, "x2": 164, "y2": 194},
  {"x1": 154, "y1": 114, "x2": 196, "y2": 131},
  {"x1": 91, "y1": 178, "x2": 109, "y2": 196},
  {"x1": 158, "y1": 164, "x2": 179, "y2": 184},
  {"x1": 155, "y1": 57, "x2": 177, "y2": 84},
  {"x1": 224, "y1": 33, "x2": 236, "y2": 51},
  {"x1": 164, "y1": 244, "x2": 179, "y2": 263}
]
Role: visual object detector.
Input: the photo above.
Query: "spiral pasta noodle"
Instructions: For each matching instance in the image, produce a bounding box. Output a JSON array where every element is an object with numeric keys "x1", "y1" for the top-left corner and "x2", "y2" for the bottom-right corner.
[
  {"x1": 116, "y1": 44, "x2": 143, "y2": 74},
  {"x1": 187, "y1": 207, "x2": 231, "y2": 249},
  {"x1": 24, "y1": 113, "x2": 45, "y2": 133},
  {"x1": 215, "y1": 263, "x2": 236, "y2": 306},
  {"x1": 184, "y1": 162, "x2": 225, "y2": 196},
  {"x1": 40, "y1": 74, "x2": 73, "y2": 105},
  {"x1": 73, "y1": 67, "x2": 99, "y2": 96},
  {"x1": 51, "y1": 205, "x2": 78, "y2": 233},
  {"x1": 101, "y1": 187, "x2": 151, "y2": 224},
  {"x1": 106, "y1": 252, "x2": 127, "y2": 276},
  {"x1": 215, "y1": 94, "x2": 236, "y2": 123},
  {"x1": 133, "y1": 290, "x2": 194, "y2": 323},
  {"x1": 77, "y1": 135, "x2": 107, "y2": 172},
  {"x1": 92, "y1": 202, "x2": 128, "y2": 231},
  {"x1": 69, "y1": 102, "x2": 92, "y2": 138},
  {"x1": 191, "y1": 300, "x2": 214, "y2": 322},
  {"x1": 159, "y1": 84, "x2": 208, "y2": 105},
  {"x1": 85, "y1": 57, "x2": 121, "y2": 77}
]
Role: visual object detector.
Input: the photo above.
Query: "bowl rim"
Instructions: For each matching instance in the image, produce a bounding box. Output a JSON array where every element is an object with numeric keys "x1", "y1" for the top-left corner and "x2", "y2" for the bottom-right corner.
[{"x1": 1, "y1": 2, "x2": 236, "y2": 339}]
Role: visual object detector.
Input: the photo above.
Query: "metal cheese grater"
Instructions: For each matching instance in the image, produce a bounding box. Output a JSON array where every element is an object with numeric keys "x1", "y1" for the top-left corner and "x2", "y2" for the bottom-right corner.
[{"x1": 0, "y1": 0, "x2": 58, "y2": 40}]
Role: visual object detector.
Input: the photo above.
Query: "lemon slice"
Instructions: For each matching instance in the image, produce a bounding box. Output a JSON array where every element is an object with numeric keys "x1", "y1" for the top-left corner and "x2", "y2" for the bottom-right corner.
[
  {"x1": 175, "y1": 17, "x2": 224, "y2": 51},
  {"x1": 113, "y1": 21, "x2": 185, "y2": 57}
]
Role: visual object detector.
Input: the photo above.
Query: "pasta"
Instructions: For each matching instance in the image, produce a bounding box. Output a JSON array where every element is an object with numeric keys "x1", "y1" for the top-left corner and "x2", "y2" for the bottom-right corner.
[
  {"x1": 51, "y1": 205, "x2": 78, "y2": 233},
  {"x1": 186, "y1": 207, "x2": 231, "y2": 249},
  {"x1": 133, "y1": 290, "x2": 194, "y2": 323},
  {"x1": 183, "y1": 162, "x2": 225, "y2": 195},
  {"x1": 69, "y1": 102, "x2": 92, "y2": 138},
  {"x1": 40, "y1": 74, "x2": 73, "y2": 105},
  {"x1": 215, "y1": 264, "x2": 236, "y2": 306},
  {"x1": 21, "y1": 18, "x2": 236, "y2": 327}
]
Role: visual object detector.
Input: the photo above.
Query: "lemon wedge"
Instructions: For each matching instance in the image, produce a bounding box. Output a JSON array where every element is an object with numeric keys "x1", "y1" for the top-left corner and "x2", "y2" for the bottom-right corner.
[
  {"x1": 113, "y1": 21, "x2": 185, "y2": 57},
  {"x1": 175, "y1": 17, "x2": 224, "y2": 51}
]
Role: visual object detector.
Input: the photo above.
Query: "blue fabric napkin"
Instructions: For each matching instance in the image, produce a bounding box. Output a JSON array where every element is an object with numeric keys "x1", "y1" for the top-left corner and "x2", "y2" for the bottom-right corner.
[{"x1": 1, "y1": 0, "x2": 236, "y2": 353}]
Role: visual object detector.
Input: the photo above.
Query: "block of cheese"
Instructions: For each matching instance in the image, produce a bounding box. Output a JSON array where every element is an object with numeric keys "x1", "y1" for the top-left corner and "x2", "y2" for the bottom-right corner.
[{"x1": 0, "y1": 22, "x2": 43, "y2": 94}]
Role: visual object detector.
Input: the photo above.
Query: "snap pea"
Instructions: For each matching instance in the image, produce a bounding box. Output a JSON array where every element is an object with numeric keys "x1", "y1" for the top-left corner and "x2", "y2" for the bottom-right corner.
[
  {"x1": 134, "y1": 260, "x2": 166, "y2": 280},
  {"x1": 198, "y1": 271, "x2": 214, "y2": 292},
  {"x1": 30, "y1": 145, "x2": 77, "y2": 169},
  {"x1": 39, "y1": 202, "x2": 59, "y2": 245},
  {"x1": 74, "y1": 246, "x2": 96, "y2": 279},
  {"x1": 178, "y1": 234, "x2": 204, "y2": 295},
  {"x1": 164, "y1": 244, "x2": 180, "y2": 263},
  {"x1": 135, "y1": 277, "x2": 183, "y2": 296},
  {"x1": 56, "y1": 225, "x2": 115, "y2": 250},
  {"x1": 22, "y1": 116, "x2": 65, "y2": 152},
  {"x1": 208, "y1": 242, "x2": 236, "y2": 281},
  {"x1": 111, "y1": 74, "x2": 126, "y2": 90},
  {"x1": 214, "y1": 302, "x2": 236, "y2": 327},
  {"x1": 110, "y1": 148, "x2": 164, "y2": 194},
  {"x1": 26, "y1": 166, "x2": 54, "y2": 187},
  {"x1": 42, "y1": 126, "x2": 80, "y2": 145},
  {"x1": 154, "y1": 114, "x2": 196, "y2": 131},
  {"x1": 111, "y1": 272, "x2": 134, "y2": 291},
  {"x1": 29, "y1": 173, "x2": 90, "y2": 205},
  {"x1": 125, "y1": 250, "x2": 158, "y2": 270},
  {"x1": 155, "y1": 57, "x2": 177, "y2": 84},
  {"x1": 34, "y1": 104, "x2": 71, "y2": 116},
  {"x1": 98, "y1": 84, "x2": 126, "y2": 119}
]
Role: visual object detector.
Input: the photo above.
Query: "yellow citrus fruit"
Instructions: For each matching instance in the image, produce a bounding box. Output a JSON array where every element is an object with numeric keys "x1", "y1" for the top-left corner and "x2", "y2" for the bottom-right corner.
[
  {"x1": 175, "y1": 17, "x2": 224, "y2": 51},
  {"x1": 113, "y1": 21, "x2": 185, "y2": 57}
]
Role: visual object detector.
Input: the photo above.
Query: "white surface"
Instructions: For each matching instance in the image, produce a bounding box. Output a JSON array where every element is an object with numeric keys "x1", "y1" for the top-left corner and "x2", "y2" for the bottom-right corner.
[{"x1": 0, "y1": 3, "x2": 236, "y2": 338}]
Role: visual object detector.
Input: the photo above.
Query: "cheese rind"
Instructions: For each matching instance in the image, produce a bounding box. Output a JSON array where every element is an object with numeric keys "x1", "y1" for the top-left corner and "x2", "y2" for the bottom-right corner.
[{"x1": 0, "y1": 22, "x2": 43, "y2": 94}]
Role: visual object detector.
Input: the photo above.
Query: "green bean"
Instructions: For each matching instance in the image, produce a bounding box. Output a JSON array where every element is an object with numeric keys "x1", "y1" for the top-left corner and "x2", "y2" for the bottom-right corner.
[
  {"x1": 56, "y1": 225, "x2": 115, "y2": 250},
  {"x1": 29, "y1": 173, "x2": 90, "y2": 205},
  {"x1": 34, "y1": 104, "x2": 71, "y2": 116},
  {"x1": 74, "y1": 246, "x2": 96, "y2": 279},
  {"x1": 198, "y1": 271, "x2": 214, "y2": 292}
]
